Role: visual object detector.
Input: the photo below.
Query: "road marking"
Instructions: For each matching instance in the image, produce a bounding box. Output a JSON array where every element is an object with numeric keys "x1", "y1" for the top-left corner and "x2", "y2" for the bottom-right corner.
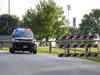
[
  {"x1": 40, "y1": 67, "x2": 58, "y2": 72},
  {"x1": 40, "y1": 68, "x2": 50, "y2": 72}
]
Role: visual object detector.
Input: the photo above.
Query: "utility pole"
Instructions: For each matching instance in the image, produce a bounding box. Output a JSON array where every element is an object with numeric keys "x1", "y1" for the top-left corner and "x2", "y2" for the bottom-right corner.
[
  {"x1": 73, "y1": 17, "x2": 76, "y2": 27},
  {"x1": 7, "y1": 0, "x2": 10, "y2": 33},
  {"x1": 8, "y1": 0, "x2": 10, "y2": 15},
  {"x1": 67, "y1": 5, "x2": 71, "y2": 54},
  {"x1": 67, "y1": 5, "x2": 71, "y2": 25}
]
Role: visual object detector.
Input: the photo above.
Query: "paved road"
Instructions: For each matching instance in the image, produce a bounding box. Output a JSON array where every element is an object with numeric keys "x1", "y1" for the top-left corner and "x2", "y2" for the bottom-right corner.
[{"x1": 0, "y1": 51, "x2": 100, "y2": 75}]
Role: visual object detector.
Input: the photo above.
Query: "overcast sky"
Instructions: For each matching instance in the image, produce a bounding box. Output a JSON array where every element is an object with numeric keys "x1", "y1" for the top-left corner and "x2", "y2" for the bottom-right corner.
[{"x1": 0, "y1": 0, "x2": 100, "y2": 25}]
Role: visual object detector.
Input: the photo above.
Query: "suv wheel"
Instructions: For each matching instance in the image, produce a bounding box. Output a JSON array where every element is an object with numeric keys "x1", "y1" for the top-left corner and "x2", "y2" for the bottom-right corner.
[
  {"x1": 29, "y1": 50, "x2": 32, "y2": 53},
  {"x1": 9, "y1": 48, "x2": 15, "y2": 53}
]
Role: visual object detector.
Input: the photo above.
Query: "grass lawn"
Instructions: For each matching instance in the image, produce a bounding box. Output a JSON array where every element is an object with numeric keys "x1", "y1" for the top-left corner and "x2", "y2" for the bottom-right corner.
[
  {"x1": 0, "y1": 47, "x2": 9, "y2": 50},
  {"x1": 37, "y1": 46, "x2": 65, "y2": 54},
  {"x1": 37, "y1": 46, "x2": 84, "y2": 54},
  {"x1": 37, "y1": 46, "x2": 98, "y2": 54},
  {"x1": 81, "y1": 55, "x2": 100, "y2": 62}
]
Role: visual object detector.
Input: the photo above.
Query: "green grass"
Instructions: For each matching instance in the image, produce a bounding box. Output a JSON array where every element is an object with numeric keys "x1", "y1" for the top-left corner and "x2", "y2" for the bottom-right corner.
[
  {"x1": 37, "y1": 46, "x2": 65, "y2": 54},
  {"x1": 37, "y1": 46, "x2": 98, "y2": 54},
  {"x1": 81, "y1": 55, "x2": 100, "y2": 62},
  {"x1": 0, "y1": 47, "x2": 9, "y2": 50},
  {"x1": 37, "y1": 46, "x2": 84, "y2": 54}
]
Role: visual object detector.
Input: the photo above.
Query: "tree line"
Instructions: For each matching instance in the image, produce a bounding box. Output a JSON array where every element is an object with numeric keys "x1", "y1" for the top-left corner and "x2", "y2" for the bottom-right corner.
[{"x1": 0, "y1": 0, "x2": 100, "y2": 39}]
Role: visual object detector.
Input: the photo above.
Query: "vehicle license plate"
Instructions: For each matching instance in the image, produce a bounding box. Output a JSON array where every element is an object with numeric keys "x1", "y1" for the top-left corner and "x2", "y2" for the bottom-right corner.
[{"x1": 23, "y1": 45, "x2": 28, "y2": 48}]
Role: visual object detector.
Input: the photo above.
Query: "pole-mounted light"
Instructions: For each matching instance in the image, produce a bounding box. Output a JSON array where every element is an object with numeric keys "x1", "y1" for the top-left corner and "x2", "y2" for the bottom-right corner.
[
  {"x1": 8, "y1": 0, "x2": 10, "y2": 15},
  {"x1": 67, "y1": 5, "x2": 71, "y2": 25}
]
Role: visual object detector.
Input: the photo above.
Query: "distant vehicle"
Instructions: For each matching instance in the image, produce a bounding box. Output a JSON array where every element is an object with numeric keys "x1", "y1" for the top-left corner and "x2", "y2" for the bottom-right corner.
[{"x1": 9, "y1": 27, "x2": 37, "y2": 54}]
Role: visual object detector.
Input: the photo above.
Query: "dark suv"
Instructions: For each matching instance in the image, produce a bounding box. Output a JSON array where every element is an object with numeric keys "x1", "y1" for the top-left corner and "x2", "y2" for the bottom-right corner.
[{"x1": 9, "y1": 27, "x2": 37, "y2": 54}]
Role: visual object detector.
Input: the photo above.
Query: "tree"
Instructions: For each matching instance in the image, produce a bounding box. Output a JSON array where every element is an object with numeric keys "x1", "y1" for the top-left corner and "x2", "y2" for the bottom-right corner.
[
  {"x1": 0, "y1": 14, "x2": 20, "y2": 35},
  {"x1": 79, "y1": 9, "x2": 100, "y2": 38},
  {"x1": 23, "y1": 0, "x2": 68, "y2": 40}
]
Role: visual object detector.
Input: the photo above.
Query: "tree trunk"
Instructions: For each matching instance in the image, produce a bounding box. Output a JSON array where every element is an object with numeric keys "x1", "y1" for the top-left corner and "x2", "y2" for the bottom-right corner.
[{"x1": 46, "y1": 37, "x2": 49, "y2": 46}]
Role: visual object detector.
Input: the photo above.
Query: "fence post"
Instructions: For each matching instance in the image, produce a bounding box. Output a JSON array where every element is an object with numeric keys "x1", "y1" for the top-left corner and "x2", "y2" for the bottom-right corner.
[
  {"x1": 49, "y1": 41, "x2": 52, "y2": 53},
  {"x1": 85, "y1": 47, "x2": 88, "y2": 57},
  {"x1": 67, "y1": 48, "x2": 70, "y2": 54},
  {"x1": 97, "y1": 41, "x2": 100, "y2": 53},
  {"x1": 67, "y1": 41, "x2": 70, "y2": 54}
]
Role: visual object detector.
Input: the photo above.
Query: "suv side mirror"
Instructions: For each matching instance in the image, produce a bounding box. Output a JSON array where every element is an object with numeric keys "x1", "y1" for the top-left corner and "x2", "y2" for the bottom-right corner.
[{"x1": 12, "y1": 35, "x2": 15, "y2": 38}]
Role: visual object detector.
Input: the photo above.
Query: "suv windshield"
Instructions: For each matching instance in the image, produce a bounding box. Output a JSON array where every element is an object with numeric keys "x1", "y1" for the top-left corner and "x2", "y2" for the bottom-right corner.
[{"x1": 13, "y1": 29, "x2": 33, "y2": 38}]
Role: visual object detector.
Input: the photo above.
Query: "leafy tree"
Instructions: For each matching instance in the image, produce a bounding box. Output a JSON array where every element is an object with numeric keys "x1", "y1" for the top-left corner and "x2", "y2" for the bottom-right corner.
[
  {"x1": 79, "y1": 9, "x2": 100, "y2": 38},
  {"x1": 23, "y1": 0, "x2": 68, "y2": 40},
  {"x1": 0, "y1": 14, "x2": 20, "y2": 35}
]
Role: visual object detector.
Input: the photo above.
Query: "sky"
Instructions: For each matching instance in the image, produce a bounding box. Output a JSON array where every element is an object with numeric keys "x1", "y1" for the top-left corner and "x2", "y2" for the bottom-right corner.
[{"x1": 0, "y1": 0, "x2": 100, "y2": 26}]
